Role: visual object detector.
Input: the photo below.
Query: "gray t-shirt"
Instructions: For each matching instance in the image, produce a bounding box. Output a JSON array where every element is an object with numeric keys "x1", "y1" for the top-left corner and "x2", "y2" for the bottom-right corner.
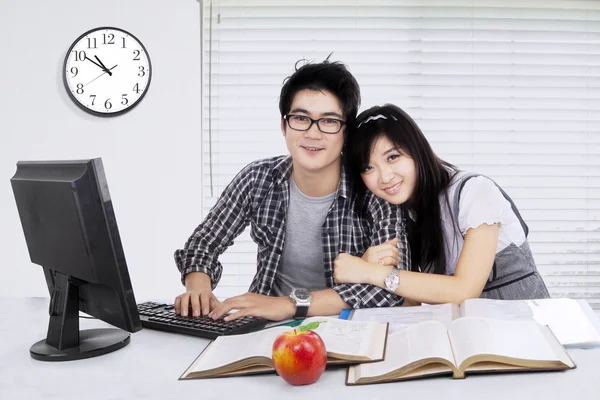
[{"x1": 272, "y1": 177, "x2": 336, "y2": 297}]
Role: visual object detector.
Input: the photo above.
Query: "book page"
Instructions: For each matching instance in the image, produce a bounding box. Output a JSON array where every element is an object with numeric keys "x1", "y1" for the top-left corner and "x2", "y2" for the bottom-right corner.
[
  {"x1": 529, "y1": 298, "x2": 600, "y2": 347},
  {"x1": 300, "y1": 317, "x2": 378, "y2": 357},
  {"x1": 349, "y1": 303, "x2": 456, "y2": 333},
  {"x1": 353, "y1": 321, "x2": 455, "y2": 379},
  {"x1": 577, "y1": 299, "x2": 600, "y2": 338},
  {"x1": 460, "y1": 298, "x2": 532, "y2": 320},
  {"x1": 461, "y1": 298, "x2": 600, "y2": 347},
  {"x1": 448, "y1": 317, "x2": 563, "y2": 369},
  {"x1": 188, "y1": 326, "x2": 288, "y2": 373}
]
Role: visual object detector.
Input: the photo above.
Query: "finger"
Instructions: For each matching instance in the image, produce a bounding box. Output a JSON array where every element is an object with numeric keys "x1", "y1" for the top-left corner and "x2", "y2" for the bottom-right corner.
[
  {"x1": 375, "y1": 249, "x2": 391, "y2": 264},
  {"x1": 223, "y1": 309, "x2": 250, "y2": 322},
  {"x1": 209, "y1": 299, "x2": 239, "y2": 320},
  {"x1": 174, "y1": 295, "x2": 181, "y2": 314},
  {"x1": 380, "y1": 247, "x2": 400, "y2": 260},
  {"x1": 381, "y1": 256, "x2": 397, "y2": 266},
  {"x1": 190, "y1": 294, "x2": 201, "y2": 317},
  {"x1": 226, "y1": 293, "x2": 252, "y2": 308},
  {"x1": 370, "y1": 247, "x2": 387, "y2": 262},
  {"x1": 383, "y1": 242, "x2": 400, "y2": 252},
  {"x1": 379, "y1": 248, "x2": 399, "y2": 259},
  {"x1": 209, "y1": 295, "x2": 221, "y2": 311},
  {"x1": 179, "y1": 293, "x2": 190, "y2": 316},
  {"x1": 200, "y1": 292, "x2": 212, "y2": 316},
  {"x1": 212, "y1": 294, "x2": 253, "y2": 319},
  {"x1": 372, "y1": 245, "x2": 385, "y2": 254},
  {"x1": 379, "y1": 243, "x2": 397, "y2": 253}
]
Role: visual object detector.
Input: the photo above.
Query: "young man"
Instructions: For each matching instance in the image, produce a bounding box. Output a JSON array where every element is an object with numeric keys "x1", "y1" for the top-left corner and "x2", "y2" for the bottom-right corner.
[{"x1": 173, "y1": 59, "x2": 410, "y2": 322}]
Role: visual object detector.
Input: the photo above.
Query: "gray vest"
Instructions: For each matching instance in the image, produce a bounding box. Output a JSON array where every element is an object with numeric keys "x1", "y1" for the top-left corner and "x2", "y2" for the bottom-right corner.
[{"x1": 453, "y1": 173, "x2": 550, "y2": 300}]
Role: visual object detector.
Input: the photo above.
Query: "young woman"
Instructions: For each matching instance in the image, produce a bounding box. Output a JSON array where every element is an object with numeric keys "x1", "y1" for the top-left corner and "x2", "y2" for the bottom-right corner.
[{"x1": 334, "y1": 104, "x2": 550, "y2": 304}]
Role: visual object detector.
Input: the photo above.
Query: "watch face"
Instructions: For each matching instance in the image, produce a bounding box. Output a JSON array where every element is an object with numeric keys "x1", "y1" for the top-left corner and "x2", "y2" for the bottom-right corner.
[
  {"x1": 293, "y1": 288, "x2": 311, "y2": 300},
  {"x1": 63, "y1": 27, "x2": 152, "y2": 116}
]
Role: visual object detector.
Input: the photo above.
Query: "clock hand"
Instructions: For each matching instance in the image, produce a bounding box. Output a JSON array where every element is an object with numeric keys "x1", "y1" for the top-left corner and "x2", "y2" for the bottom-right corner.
[
  {"x1": 84, "y1": 56, "x2": 112, "y2": 75},
  {"x1": 83, "y1": 64, "x2": 118, "y2": 87},
  {"x1": 94, "y1": 55, "x2": 112, "y2": 76}
]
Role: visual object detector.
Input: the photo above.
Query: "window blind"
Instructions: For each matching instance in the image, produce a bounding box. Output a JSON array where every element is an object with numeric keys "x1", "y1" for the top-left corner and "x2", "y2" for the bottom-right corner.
[{"x1": 199, "y1": 0, "x2": 600, "y2": 309}]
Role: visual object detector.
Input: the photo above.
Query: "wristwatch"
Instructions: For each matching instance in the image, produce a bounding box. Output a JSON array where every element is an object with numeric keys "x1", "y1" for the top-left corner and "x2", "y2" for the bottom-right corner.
[
  {"x1": 289, "y1": 288, "x2": 311, "y2": 320},
  {"x1": 384, "y1": 267, "x2": 400, "y2": 293}
]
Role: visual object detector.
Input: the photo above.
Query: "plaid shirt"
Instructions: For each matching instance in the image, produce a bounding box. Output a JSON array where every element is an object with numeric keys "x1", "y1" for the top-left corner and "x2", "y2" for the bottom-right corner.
[{"x1": 174, "y1": 155, "x2": 411, "y2": 308}]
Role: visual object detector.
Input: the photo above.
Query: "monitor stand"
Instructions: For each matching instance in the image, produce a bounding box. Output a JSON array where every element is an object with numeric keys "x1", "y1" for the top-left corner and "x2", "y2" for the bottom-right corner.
[{"x1": 30, "y1": 274, "x2": 130, "y2": 362}]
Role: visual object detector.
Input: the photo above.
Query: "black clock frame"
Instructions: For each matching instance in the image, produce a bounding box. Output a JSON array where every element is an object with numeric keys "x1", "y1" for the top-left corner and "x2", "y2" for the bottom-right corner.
[{"x1": 63, "y1": 26, "x2": 152, "y2": 117}]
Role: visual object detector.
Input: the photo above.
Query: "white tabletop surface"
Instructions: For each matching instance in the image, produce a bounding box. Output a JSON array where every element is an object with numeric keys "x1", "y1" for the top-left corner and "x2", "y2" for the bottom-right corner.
[{"x1": 1, "y1": 297, "x2": 600, "y2": 400}]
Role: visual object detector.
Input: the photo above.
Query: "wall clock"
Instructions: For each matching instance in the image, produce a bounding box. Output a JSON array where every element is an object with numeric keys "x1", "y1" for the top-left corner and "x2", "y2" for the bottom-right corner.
[{"x1": 63, "y1": 27, "x2": 152, "y2": 116}]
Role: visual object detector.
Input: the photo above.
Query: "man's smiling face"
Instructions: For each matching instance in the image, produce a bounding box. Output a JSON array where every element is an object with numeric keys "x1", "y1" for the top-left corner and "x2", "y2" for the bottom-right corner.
[{"x1": 282, "y1": 89, "x2": 345, "y2": 175}]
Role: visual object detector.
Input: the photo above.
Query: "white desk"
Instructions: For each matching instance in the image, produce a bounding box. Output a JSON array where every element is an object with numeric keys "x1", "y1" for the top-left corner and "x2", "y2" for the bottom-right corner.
[{"x1": 1, "y1": 297, "x2": 599, "y2": 400}]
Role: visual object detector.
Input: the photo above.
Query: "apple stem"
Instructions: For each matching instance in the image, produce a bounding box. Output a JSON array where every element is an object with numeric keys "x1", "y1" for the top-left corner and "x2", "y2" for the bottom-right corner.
[{"x1": 294, "y1": 329, "x2": 297, "y2": 335}]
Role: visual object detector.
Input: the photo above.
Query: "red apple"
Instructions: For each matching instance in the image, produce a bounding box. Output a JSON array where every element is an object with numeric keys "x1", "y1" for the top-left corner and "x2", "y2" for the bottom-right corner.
[{"x1": 272, "y1": 329, "x2": 327, "y2": 385}]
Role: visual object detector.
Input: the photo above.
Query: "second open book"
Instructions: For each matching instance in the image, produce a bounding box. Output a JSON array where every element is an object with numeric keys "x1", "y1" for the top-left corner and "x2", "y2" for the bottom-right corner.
[
  {"x1": 348, "y1": 298, "x2": 600, "y2": 348},
  {"x1": 347, "y1": 316, "x2": 575, "y2": 385}
]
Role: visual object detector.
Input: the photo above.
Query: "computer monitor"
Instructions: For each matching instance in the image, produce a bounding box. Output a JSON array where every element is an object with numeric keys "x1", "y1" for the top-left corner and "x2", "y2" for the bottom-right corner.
[{"x1": 10, "y1": 158, "x2": 142, "y2": 361}]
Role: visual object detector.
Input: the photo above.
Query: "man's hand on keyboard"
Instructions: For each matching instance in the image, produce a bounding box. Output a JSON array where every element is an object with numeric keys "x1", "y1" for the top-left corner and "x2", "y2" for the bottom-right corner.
[
  {"x1": 174, "y1": 272, "x2": 220, "y2": 317},
  {"x1": 208, "y1": 293, "x2": 295, "y2": 322}
]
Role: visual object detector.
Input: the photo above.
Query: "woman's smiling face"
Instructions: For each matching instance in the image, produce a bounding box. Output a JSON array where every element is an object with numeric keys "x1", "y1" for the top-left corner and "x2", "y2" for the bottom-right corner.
[{"x1": 360, "y1": 134, "x2": 417, "y2": 205}]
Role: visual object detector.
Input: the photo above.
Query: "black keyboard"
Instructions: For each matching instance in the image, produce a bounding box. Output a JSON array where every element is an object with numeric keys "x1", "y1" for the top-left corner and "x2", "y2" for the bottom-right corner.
[{"x1": 136, "y1": 301, "x2": 268, "y2": 340}]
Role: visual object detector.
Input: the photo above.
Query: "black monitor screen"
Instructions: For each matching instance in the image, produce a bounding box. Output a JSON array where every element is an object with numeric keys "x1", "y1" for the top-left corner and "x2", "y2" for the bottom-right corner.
[{"x1": 11, "y1": 158, "x2": 141, "y2": 361}]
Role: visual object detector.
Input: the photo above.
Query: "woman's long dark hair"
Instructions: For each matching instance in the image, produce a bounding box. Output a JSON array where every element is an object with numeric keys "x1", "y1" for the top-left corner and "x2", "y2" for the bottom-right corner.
[{"x1": 345, "y1": 104, "x2": 457, "y2": 275}]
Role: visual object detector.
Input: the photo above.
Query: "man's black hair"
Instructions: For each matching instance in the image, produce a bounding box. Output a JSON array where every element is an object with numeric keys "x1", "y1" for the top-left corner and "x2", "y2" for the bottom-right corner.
[{"x1": 279, "y1": 55, "x2": 361, "y2": 128}]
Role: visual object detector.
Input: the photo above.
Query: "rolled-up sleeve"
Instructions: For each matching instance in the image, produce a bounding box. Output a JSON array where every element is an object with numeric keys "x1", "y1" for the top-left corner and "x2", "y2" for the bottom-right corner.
[
  {"x1": 332, "y1": 283, "x2": 405, "y2": 308},
  {"x1": 173, "y1": 163, "x2": 256, "y2": 288}
]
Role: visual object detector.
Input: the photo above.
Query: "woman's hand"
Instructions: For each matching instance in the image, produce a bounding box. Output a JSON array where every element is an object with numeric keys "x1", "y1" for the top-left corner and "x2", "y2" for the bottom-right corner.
[
  {"x1": 361, "y1": 238, "x2": 400, "y2": 266},
  {"x1": 334, "y1": 253, "x2": 374, "y2": 285}
]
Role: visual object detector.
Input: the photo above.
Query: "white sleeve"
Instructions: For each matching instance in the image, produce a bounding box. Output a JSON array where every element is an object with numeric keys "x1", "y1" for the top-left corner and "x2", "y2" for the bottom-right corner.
[{"x1": 457, "y1": 176, "x2": 512, "y2": 236}]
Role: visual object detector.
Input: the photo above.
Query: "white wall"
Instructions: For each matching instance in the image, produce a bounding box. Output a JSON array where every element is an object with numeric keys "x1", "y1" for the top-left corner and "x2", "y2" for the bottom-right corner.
[{"x1": 0, "y1": 0, "x2": 202, "y2": 302}]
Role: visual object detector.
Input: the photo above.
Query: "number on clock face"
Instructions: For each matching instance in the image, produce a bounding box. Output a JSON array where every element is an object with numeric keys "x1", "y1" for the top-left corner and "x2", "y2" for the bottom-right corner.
[{"x1": 63, "y1": 27, "x2": 151, "y2": 116}]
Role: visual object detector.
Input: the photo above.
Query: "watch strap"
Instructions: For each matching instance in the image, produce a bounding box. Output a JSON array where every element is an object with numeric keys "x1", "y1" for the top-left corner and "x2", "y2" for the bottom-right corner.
[
  {"x1": 290, "y1": 289, "x2": 311, "y2": 320},
  {"x1": 293, "y1": 303, "x2": 309, "y2": 319}
]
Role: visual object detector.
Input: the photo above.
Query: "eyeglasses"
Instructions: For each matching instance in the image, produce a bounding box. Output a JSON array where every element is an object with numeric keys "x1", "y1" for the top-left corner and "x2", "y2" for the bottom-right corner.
[{"x1": 283, "y1": 114, "x2": 346, "y2": 134}]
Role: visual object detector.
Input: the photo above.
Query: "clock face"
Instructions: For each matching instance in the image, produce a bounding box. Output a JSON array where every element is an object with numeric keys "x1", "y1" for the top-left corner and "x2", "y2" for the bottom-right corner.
[{"x1": 63, "y1": 27, "x2": 152, "y2": 116}]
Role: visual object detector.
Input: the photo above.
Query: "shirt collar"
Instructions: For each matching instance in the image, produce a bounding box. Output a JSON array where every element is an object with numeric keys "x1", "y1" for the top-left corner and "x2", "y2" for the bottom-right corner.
[{"x1": 273, "y1": 156, "x2": 294, "y2": 185}]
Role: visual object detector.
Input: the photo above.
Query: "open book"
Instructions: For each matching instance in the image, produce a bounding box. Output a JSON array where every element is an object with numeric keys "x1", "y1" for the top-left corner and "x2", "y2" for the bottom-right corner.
[
  {"x1": 348, "y1": 297, "x2": 600, "y2": 348},
  {"x1": 346, "y1": 317, "x2": 575, "y2": 385},
  {"x1": 180, "y1": 317, "x2": 388, "y2": 380}
]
